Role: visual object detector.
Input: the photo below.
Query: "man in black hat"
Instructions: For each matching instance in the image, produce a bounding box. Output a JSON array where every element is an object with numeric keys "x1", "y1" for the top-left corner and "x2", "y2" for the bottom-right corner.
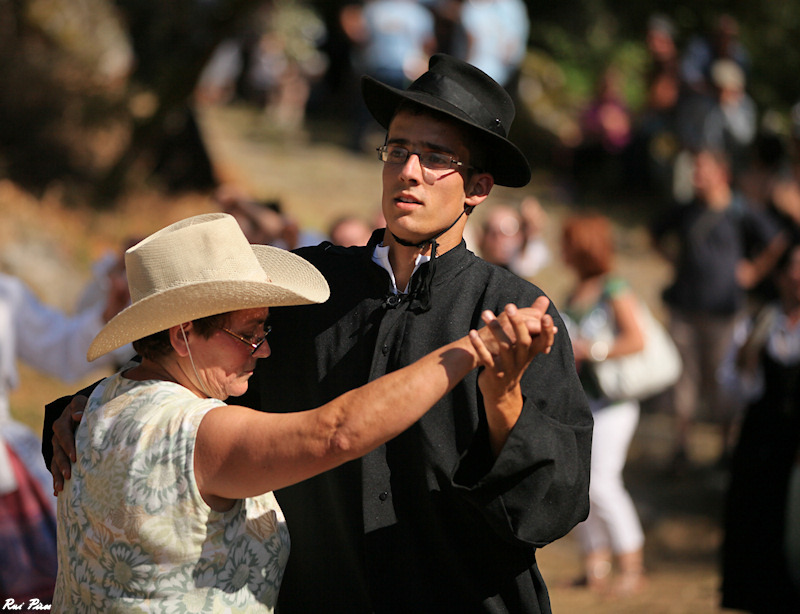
[
  {"x1": 46, "y1": 54, "x2": 591, "y2": 613},
  {"x1": 252, "y1": 53, "x2": 592, "y2": 613}
]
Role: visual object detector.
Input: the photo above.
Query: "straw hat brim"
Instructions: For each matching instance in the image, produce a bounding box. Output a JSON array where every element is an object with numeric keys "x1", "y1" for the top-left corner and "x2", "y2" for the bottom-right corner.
[{"x1": 87, "y1": 245, "x2": 329, "y2": 361}]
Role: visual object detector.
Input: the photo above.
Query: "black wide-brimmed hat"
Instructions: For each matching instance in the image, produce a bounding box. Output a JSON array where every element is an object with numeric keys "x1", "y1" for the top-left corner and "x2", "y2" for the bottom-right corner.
[{"x1": 361, "y1": 54, "x2": 531, "y2": 187}]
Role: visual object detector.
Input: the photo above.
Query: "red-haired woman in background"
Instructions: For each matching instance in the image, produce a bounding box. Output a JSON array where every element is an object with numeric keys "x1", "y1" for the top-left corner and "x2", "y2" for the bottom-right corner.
[{"x1": 560, "y1": 213, "x2": 647, "y2": 596}]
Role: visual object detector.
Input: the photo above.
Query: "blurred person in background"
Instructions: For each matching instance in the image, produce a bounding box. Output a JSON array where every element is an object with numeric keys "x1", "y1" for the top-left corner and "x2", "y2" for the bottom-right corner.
[
  {"x1": 672, "y1": 14, "x2": 751, "y2": 203},
  {"x1": 451, "y1": 0, "x2": 530, "y2": 93},
  {"x1": 0, "y1": 262, "x2": 128, "y2": 602},
  {"x1": 559, "y1": 213, "x2": 647, "y2": 597},
  {"x1": 196, "y1": 1, "x2": 328, "y2": 139},
  {"x1": 477, "y1": 197, "x2": 551, "y2": 278},
  {"x1": 328, "y1": 214, "x2": 373, "y2": 247},
  {"x1": 340, "y1": 0, "x2": 436, "y2": 151},
  {"x1": 680, "y1": 14, "x2": 750, "y2": 99},
  {"x1": 214, "y1": 184, "x2": 326, "y2": 249},
  {"x1": 736, "y1": 104, "x2": 800, "y2": 303},
  {"x1": 719, "y1": 242, "x2": 800, "y2": 613},
  {"x1": 764, "y1": 102, "x2": 800, "y2": 247},
  {"x1": 75, "y1": 237, "x2": 140, "y2": 370},
  {"x1": 701, "y1": 59, "x2": 757, "y2": 178},
  {"x1": 578, "y1": 66, "x2": 633, "y2": 197},
  {"x1": 628, "y1": 13, "x2": 682, "y2": 202},
  {"x1": 650, "y1": 148, "x2": 787, "y2": 472},
  {"x1": 737, "y1": 130, "x2": 790, "y2": 217},
  {"x1": 249, "y1": 0, "x2": 328, "y2": 137}
]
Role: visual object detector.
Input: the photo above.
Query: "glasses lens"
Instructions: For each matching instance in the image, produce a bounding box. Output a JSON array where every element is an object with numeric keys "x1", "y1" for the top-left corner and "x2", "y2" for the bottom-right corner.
[
  {"x1": 248, "y1": 325, "x2": 272, "y2": 354},
  {"x1": 379, "y1": 146, "x2": 409, "y2": 164},
  {"x1": 420, "y1": 152, "x2": 454, "y2": 170},
  {"x1": 251, "y1": 325, "x2": 271, "y2": 346},
  {"x1": 222, "y1": 325, "x2": 271, "y2": 355}
]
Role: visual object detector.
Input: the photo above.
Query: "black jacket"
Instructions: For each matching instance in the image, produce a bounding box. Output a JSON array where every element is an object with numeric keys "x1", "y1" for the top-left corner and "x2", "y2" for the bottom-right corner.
[{"x1": 246, "y1": 235, "x2": 592, "y2": 614}]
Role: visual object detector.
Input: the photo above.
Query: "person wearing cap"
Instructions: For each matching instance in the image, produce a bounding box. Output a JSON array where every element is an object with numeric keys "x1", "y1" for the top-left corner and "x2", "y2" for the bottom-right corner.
[
  {"x1": 50, "y1": 212, "x2": 555, "y2": 611},
  {"x1": 47, "y1": 55, "x2": 591, "y2": 613},
  {"x1": 701, "y1": 58, "x2": 757, "y2": 177}
]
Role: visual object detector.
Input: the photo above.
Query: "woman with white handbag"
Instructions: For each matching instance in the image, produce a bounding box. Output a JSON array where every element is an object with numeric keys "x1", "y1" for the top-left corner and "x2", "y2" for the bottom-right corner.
[{"x1": 559, "y1": 213, "x2": 651, "y2": 597}]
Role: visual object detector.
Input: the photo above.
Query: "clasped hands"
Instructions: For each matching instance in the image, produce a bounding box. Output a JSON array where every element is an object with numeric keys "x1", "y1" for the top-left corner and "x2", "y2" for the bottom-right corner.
[{"x1": 469, "y1": 295, "x2": 556, "y2": 377}]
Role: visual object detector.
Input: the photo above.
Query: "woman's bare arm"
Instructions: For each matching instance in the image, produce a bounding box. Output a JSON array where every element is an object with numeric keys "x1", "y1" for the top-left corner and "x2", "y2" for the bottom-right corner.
[
  {"x1": 194, "y1": 298, "x2": 555, "y2": 507},
  {"x1": 606, "y1": 290, "x2": 646, "y2": 358}
]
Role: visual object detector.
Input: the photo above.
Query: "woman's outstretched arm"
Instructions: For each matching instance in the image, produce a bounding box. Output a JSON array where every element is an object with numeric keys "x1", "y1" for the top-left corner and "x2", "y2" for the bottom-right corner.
[{"x1": 195, "y1": 298, "x2": 555, "y2": 508}]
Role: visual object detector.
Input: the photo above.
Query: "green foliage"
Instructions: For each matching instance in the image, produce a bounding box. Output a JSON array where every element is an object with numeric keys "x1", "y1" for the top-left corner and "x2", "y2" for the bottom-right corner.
[{"x1": 524, "y1": 0, "x2": 800, "y2": 116}]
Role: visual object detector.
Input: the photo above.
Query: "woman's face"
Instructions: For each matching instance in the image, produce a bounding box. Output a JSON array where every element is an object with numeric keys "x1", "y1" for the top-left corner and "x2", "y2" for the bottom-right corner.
[{"x1": 190, "y1": 307, "x2": 271, "y2": 400}]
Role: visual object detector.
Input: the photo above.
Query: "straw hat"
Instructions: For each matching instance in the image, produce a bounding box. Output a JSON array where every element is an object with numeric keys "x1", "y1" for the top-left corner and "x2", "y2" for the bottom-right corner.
[{"x1": 87, "y1": 213, "x2": 329, "y2": 361}]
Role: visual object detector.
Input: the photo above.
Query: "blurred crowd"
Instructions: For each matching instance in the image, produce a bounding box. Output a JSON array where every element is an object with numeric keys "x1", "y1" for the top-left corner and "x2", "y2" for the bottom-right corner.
[
  {"x1": 562, "y1": 13, "x2": 763, "y2": 206},
  {"x1": 197, "y1": 0, "x2": 531, "y2": 150},
  {"x1": 3, "y1": 2, "x2": 800, "y2": 611}
]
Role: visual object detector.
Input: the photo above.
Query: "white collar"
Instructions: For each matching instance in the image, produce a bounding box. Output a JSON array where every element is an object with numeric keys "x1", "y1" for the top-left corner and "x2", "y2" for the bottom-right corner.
[{"x1": 371, "y1": 244, "x2": 431, "y2": 294}]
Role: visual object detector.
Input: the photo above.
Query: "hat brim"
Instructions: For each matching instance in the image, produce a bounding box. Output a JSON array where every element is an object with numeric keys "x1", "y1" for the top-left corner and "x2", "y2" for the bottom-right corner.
[
  {"x1": 87, "y1": 245, "x2": 329, "y2": 361},
  {"x1": 361, "y1": 76, "x2": 531, "y2": 187}
]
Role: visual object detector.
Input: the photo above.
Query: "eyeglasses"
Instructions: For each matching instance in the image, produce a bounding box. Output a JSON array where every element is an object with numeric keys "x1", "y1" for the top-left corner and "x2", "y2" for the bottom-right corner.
[
  {"x1": 221, "y1": 326, "x2": 272, "y2": 355},
  {"x1": 377, "y1": 145, "x2": 466, "y2": 172}
]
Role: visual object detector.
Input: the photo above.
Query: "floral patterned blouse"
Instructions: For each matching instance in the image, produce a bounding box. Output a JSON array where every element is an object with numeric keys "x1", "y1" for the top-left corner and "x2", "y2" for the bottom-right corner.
[{"x1": 53, "y1": 373, "x2": 290, "y2": 613}]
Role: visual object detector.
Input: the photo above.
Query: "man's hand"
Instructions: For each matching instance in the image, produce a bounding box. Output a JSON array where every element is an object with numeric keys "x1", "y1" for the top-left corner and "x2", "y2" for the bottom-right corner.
[
  {"x1": 471, "y1": 296, "x2": 554, "y2": 354},
  {"x1": 468, "y1": 297, "x2": 557, "y2": 456},
  {"x1": 470, "y1": 300, "x2": 556, "y2": 391},
  {"x1": 51, "y1": 395, "x2": 86, "y2": 495}
]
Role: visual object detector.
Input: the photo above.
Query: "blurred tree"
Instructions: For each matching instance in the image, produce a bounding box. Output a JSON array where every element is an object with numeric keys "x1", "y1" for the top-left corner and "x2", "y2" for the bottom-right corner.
[{"x1": 0, "y1": 0, "x2": 263, "y2": 204}]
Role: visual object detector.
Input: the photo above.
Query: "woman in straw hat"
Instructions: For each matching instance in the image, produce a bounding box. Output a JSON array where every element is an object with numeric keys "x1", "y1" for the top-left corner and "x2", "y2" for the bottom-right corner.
[{"x1": 52, "y1": 213, "x2": 555, "y2": 612}]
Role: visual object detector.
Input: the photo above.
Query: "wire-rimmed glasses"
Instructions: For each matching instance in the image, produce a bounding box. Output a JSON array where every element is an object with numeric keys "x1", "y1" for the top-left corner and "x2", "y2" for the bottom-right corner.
[
  {"x1": 376, "y1": 145, "x2": 466, "y2": 172},
  {"x1": 220, "y1": 326, "x2": 272, "y2": 355}
]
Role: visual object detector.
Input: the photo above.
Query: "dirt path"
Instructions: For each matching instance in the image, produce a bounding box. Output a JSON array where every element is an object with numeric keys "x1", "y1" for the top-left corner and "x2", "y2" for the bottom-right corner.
[{"x1": 541, "y1": 412, "x2": 730, "y2": 613}]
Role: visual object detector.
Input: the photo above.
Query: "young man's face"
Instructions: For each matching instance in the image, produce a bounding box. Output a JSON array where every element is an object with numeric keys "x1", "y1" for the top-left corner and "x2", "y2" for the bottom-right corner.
[{"x1": 381, "y1": 109, "x2": 491, "y2": 251}]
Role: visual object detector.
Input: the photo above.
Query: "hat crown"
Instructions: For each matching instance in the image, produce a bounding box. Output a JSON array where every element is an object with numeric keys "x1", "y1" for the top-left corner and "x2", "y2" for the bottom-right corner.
[
  {"x1": 126, "y1": 213, "x2": 265, "y2": 304},
  {"x1": 408, "y1": 54, "x2": 516, "y2": 138}
]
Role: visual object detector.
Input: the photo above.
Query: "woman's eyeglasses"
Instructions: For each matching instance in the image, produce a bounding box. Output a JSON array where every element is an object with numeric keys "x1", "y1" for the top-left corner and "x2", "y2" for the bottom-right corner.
[{"x1": 220, "y1": 326, "x2": 272, "y2": 355}]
